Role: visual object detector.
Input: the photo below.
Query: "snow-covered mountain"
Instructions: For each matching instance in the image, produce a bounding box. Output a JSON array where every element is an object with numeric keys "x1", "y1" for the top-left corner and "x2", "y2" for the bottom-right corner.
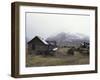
[{"x1": 46, "y1": 32, "x2": 89, "y2": 47}]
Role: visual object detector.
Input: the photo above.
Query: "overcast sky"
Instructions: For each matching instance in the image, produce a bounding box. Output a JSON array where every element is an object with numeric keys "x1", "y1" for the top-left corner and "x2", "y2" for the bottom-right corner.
[{"x1": 26, "y1": 12, "x2": 90, "y2": 42}]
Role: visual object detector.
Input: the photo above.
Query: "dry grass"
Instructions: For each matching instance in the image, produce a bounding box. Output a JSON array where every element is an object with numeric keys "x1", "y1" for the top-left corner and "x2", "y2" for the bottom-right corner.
[{"x1": 26, "y1": 47, "x2": 89, "y2": 67}]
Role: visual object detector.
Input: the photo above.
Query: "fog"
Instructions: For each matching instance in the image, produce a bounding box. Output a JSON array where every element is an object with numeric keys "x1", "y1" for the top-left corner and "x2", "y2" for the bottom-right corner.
[{"x1": 26, "y1": 12, "x2": 90, "y2": 42}]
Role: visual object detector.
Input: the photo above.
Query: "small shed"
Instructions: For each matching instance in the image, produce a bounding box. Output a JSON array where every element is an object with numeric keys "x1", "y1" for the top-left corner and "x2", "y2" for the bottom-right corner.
[
  {"x1": 28, "y1": 36, "x2": 48, "y2": 55},
  {"x1": 28, "y1": 36, "x2": 58, "y2": 55}
]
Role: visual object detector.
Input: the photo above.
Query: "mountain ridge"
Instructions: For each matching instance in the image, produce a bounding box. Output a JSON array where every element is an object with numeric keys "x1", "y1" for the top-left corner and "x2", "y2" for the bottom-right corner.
[{"x1": 46, "y1": 32, "x2": 89, "y2": 47}]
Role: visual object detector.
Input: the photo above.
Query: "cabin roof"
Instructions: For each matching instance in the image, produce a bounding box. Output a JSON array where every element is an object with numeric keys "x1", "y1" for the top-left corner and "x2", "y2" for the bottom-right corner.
[
  {"x1": 28, "y1": 36, "x2": 48, "y2": 45},
  {"x1": 38, "y1": 36, "x2": 48, "y2": 45}
]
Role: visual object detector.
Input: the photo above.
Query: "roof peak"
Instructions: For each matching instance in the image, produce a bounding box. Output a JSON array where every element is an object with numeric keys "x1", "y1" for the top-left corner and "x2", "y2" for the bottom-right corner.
[{"x1": 30, "y1": 36, "x2": 48, "y2": 45}]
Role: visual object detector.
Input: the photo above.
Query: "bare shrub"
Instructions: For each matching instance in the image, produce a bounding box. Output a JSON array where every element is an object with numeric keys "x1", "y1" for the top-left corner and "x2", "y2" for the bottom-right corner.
[{"x1": 67, "y1": 47, "x2": 75, "y2": 55}]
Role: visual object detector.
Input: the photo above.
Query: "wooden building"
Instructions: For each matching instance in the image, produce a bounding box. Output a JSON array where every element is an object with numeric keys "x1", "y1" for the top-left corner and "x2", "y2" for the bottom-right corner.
[{"x1": 28, "y1": 36, "x2": 57, "y2": 55}]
